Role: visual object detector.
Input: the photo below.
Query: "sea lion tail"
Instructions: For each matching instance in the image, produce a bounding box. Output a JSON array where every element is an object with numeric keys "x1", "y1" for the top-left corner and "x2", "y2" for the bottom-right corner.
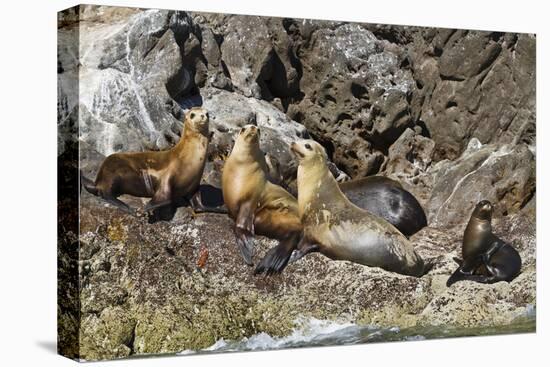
[{"x1": 80, "y1": 171, "x2": 98, "y2": 196}]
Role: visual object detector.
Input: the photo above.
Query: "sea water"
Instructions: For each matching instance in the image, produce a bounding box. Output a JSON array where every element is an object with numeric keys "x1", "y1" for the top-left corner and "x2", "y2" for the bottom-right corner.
[{"x1": 178, "y1": 306, "x2": 535, "y2": 355}]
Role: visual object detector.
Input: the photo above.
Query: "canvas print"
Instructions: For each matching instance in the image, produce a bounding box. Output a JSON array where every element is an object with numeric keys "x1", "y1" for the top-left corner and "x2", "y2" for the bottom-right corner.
[{"x1": 57, "y1": 4, "x2": 536, "y2": 361}]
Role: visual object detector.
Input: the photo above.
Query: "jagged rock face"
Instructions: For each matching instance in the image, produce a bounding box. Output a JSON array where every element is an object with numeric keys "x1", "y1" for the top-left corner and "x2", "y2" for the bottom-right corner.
[
  {"x1": 407, "y1": 30, "x2": 536, "y2": 161},
  {"x1": 75, "y1": 193, "x2": 535, "y2": 360},
  {"x1": 288, "y1": 23, "x2": 416, "y2": 177},
  {"x1": 59, "y1": 7, "x2": 536, "y2": 227},
  {"x1": 427, "y1": 139, "x2": 535, "y2": 228}
]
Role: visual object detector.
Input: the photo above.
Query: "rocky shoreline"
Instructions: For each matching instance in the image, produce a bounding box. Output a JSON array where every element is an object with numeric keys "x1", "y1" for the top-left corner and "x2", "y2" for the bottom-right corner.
[
  {"x1": 72, "y1": 190, "x2": 535, "y2": 360},
  {"x1": 57, "y1": 5, "x2": 536, "y2": 361}
]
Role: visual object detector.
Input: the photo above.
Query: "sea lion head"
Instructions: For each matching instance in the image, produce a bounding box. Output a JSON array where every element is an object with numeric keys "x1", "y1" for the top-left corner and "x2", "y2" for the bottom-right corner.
[
  {"x1": 473, "y1": 200, "x2": 493, "y2": 221},
  {"x1": 236, "y1": 124, "x2": 260, "y2": 146},
  {"x1": 185, "y1": 107, "x2": 209, "y2": 135},
  {"x1": 290, "y1": 139, "x2": 328, "y2": 165}
]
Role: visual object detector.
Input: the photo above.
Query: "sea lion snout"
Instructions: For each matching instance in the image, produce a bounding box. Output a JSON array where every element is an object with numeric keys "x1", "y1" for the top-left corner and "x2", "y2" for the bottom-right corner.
[
  {"x1": 290, "y1": 140, "x2": 327, "y2": 162},
  {"x1": 239, "y1": 124, "x2": 260, "y2": 142},
  {"x1": 290, "y1": 142, "x2": 304, "y2": 158},
  {"x1": 473, "y1": 200, "x2": 493, "y2": 220},
  {"x1": 187, "y1": 107, "x2": 210, "y2": 133}
]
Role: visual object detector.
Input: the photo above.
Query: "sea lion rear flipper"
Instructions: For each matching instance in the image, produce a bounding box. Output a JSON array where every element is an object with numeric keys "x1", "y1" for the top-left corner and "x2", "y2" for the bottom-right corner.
[
  {"x1": 254, "y1": 237, "x2": 298, "y2": 276},
  {"x1": 420, "y1": 256, "x2": 440, "y2": 276},
  {"x1": 80, "y1": 171, "x2": 98, "y2": 196},
  {"x1": 289, "y1": 239, "x2": 319, "y2": 263},
  {"x1": 189, "y1": 189, "x2": 228, "y2": 214}
]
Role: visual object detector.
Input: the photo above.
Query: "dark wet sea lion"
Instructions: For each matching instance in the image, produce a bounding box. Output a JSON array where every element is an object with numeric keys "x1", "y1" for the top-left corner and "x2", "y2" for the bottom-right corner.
[
  {"x1": 339, "y1": 176, "x2": 427, "y2": 237},
  {"x1": 290, "y1": 139, "x2": 432, "y2": 277},
  {"x1": 446, "y1": 200, "x2": 522, "y2": 286},
  {"x1": 81, "y1": 107, "x2": 218, "y2": 220},
  {"x1": 222, "y1": 125, "x2": 302, "y2": 273}
]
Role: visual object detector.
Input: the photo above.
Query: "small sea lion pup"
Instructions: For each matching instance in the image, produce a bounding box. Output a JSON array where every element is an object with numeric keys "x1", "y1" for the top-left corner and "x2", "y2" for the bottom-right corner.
[
  {"x1": 340, "y1": 176, "x2": 427, "y2": 237},
  {"x1": 290, "y1": 139, "x2": 432, "y2": 277},
  {"x1": 446, "y1": 200, "x2": 522, "y2": 286},
  {"x1": 81, "y1": 107, "x2": 222, "y2": 220},
  {"x1": 222, "y1": 125, "x2": 302, "y2": 272}
]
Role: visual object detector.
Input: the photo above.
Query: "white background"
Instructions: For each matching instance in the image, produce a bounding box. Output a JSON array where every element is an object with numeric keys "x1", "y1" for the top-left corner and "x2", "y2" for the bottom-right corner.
[{"x1": 0, "y1": 0, "x2": 547, "y2": 365}]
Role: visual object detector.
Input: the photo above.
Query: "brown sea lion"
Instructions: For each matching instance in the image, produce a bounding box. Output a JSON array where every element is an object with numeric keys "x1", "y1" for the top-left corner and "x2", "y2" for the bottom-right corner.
[
  {"x1": 290, "y1": 139, "x2": 432, "y2": 277},
  {"x1": 222, "y1": 125, "x2": 302, "y2": 272},
  {"x1": 81, "y1": 107, "x2": 221, "y2": 220},
  {"x1": 446, "y1": 200, "x2": 522, "y2": 286}
]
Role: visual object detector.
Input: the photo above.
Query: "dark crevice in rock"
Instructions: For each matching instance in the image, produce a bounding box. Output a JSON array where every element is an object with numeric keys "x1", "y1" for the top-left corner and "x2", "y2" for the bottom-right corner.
[
  {"x1": 126, "y1": 323, "x2": 137, "y2": 355},
  {"x1": 440, "y1": 74, "x2": 465, "y2": 82},
  {"x1": 446, "y1": 101, "x2": 458, "y2": 109}
]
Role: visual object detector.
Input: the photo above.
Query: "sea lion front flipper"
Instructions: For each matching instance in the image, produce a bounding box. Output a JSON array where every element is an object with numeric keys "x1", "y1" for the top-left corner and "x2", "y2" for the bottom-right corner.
[
  {"x1": 254, "y1": 236, "x2": 299, "y2": 276},
  {"x1": 102, "y1": 196, "x2": 135, "y2": 215},
  {"x1": 144, "y1": 199, "x2": 173, "y2": 212},
  {"x1": 482, "y1": 241, "x2": 503, "y2": 264},
  {"x1": 235, "y1": 203, "x2": 256, "y2": 266}
]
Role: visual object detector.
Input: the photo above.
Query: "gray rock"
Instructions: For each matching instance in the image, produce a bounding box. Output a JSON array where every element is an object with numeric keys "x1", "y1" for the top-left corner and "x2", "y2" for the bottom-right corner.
[
  {"x1": 201, "y1": 87, "x2": 308, "y2": 185},
  {"x1": 408, "y1": 30, "x2": 536, "y2": 161},
  {"x1": 288, "y1": 22, "x2": 416, "y2": 177},
  {"x1": 427, "y1": 139, "x2": 535, "y2": 228}
]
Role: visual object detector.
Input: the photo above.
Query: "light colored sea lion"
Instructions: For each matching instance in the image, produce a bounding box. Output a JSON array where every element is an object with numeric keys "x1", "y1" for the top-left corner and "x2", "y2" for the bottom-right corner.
[
  {"x1": 222, "y1": 125, "x2": 302, "y2": 272},
  {"x1": 446, "y1": 200, "x2": 522, "y2": 286},
  {"x1": 81, "y1": 107, "x2": 219, "y2": 219},
  {"x1": 290, "y1": 139, "x2": 432, "y2": 277}
]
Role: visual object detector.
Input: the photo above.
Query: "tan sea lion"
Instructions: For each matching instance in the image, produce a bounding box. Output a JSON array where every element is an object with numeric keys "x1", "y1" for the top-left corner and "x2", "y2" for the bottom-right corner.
[
  {"x1": 81, "y1": 107, "x2": 220, "y2": 220},
  {"x1": 446, "y1": 200, "x2": 522, "y2": 286},
  {"x1": 290, "y1": 139, "x2": 432, "y2": 277},
  {"x1": 222, "y1": 125, "x2": 302, "y2": 272}
]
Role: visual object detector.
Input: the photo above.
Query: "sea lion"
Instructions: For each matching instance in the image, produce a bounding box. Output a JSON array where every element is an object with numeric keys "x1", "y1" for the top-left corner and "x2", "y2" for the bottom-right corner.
[
  {"x1": 256, "y1": 174, "x2": 428, "y2": 274},
  {"x1": 289, "y1": 139, "x2": 431, "y2": 277},
  {"x1": 339, "y1": 176, "x2": 427, "y2": 237},
  {"x1": 446, "y1": 200, "x2": 522, "y2": 286},
  {"x1": 81, "y1": 107, "x2": 221, "y2": 220},
  {"x1": 222, "y1": 125, "x2": 302, "y2": 272}
]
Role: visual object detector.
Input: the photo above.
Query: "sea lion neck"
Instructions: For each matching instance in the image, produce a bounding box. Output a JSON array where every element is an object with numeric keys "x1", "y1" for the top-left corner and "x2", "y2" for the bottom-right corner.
[
  {"x1": 172, "y1": 123, "x2": 209, "y2": 157},
  {"x1": 464, "y1": 215, "x2": 492, "y2": 245},
  {"x1": 297, "y1": 157, "x2": 339, "y2": 216},
  {"x1": 230, "y1": 138, "x2": 264, "y2": 164}
]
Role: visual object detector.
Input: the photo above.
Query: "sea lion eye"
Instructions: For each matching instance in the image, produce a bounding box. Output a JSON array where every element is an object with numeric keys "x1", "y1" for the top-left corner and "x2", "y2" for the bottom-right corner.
[
  {"x1": 190, "y1": 113, "x2": 195, "y2": 119},
  {"x1": 305, "y1": 143, "x2": 312, "y2": 150},
  {"x1": 240, "y1": 127, "x2": 246, "y2": 134}
]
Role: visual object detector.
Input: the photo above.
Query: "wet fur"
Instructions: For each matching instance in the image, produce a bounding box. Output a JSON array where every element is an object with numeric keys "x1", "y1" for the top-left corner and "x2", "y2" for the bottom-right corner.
[
  {"x1": 340, "y1": 176, "x2": 427, "y2": 237},
  {"x1": 447, "y1": 201, "x2": 522, "y2": 286}
]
